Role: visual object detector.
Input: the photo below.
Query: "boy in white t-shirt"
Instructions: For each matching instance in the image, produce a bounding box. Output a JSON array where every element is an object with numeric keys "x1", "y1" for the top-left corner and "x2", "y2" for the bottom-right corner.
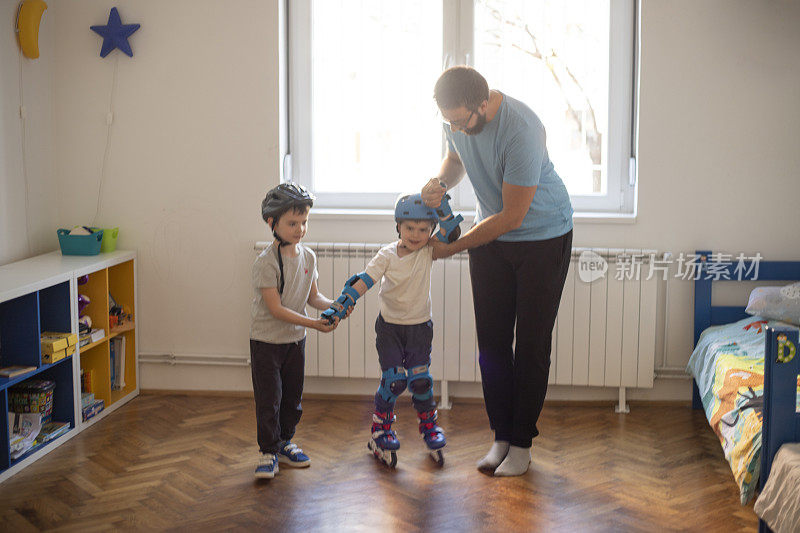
[{"x1": 323, "y1": 193, "x2": 448, "y2": 467}]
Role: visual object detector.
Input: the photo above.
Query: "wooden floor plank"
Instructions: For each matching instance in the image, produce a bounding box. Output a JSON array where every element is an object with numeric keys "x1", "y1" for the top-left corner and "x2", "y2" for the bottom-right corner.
[{"x1": 0, "y1": 394, "x2": 758, "y2": 531}]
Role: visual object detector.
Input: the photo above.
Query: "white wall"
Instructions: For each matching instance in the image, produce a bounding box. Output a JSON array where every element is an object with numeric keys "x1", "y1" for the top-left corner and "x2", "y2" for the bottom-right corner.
[
  {"x1": 52, "y1": 0, "x2": 281, "y2": 364},
  {"x1": 17, "y1": 0, "x2": 800, "y2": 400},
  {"x1": 0, "y1": 0, "x2": 58, "y2": 265}
]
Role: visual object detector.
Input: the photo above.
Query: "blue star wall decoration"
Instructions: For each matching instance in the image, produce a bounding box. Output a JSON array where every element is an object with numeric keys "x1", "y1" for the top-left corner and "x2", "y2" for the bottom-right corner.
[{"x1": 90, "y1": 7, "x2": 140, "y2": 58}]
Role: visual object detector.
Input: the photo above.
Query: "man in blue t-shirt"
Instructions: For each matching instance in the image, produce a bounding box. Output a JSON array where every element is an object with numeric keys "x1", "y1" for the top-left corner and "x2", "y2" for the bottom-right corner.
[{"x1": 422, "y1": 66, "x2": 574, "y2": 477}]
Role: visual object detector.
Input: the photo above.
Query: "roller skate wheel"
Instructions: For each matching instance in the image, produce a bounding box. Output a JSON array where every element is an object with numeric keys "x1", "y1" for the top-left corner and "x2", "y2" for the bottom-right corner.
[
  {"x1": 368, "y1": 440, "x2": 398, "y2": 469},
  {"x1": 430, "y1": 450, "x2": 444, "y2": 466}
]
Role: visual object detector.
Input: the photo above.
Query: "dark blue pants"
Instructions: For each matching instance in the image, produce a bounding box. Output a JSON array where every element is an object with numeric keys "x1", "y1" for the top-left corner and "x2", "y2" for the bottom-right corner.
[
  {"x1": 374, "y1": 314, "x2": 436, "y2": 413},
  {"x1": 469, "y1": 230, "x2": 573, "y2": 448},
  {"x1": 250, "y1": 338, "x2": 305, "y2": 454}
]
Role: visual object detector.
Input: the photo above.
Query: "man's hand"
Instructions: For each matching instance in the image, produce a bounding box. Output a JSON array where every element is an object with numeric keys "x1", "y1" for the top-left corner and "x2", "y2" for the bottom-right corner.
[{"x1": 422, "y1": 178, "x2": 446, "y2": 208}]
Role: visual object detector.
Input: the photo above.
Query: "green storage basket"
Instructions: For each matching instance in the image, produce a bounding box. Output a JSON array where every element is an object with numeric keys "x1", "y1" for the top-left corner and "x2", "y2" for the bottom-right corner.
[
  {"x1": 90, "y1": 227, "x2": 119, "y2": 253},
  {"x1": 57, "y1": 229, "x2": 103, "y2": 256}
]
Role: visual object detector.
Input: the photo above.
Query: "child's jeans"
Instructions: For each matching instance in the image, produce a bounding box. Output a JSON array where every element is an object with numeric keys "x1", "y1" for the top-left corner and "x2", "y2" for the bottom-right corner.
[
  {"x1": 374, "y1": 314, "x2": 435, "y2": 413},
  {"x1": 250, "y1": 338, "x2": 305, "y2": 454}
]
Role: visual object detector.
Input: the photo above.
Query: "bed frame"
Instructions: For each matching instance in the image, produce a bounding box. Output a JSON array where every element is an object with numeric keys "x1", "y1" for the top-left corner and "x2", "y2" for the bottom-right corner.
[{"x1": 691, "y1": 250, "x2": 800, "y2": 531}]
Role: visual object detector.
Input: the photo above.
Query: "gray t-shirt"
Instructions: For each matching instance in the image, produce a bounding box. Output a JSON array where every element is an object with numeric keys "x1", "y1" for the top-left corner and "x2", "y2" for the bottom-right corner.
[{"x1": 250, "y1": 242, "x2": 317, "y2": 344}]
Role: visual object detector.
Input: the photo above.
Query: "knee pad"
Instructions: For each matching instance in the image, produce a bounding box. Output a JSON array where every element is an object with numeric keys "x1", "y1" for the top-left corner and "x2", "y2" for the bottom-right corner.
[
  {"x1": 377, "y1": 367, "x2": 407, "y2": 404},
  {"x1": 407, "y1": 365, "x2": 433, "y2": 400}
]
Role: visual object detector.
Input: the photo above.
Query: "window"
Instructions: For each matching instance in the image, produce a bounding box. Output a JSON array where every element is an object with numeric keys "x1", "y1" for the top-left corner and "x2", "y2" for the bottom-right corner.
[{"x1": 288, "y1": 0, "x2": 637, "y2": 213}]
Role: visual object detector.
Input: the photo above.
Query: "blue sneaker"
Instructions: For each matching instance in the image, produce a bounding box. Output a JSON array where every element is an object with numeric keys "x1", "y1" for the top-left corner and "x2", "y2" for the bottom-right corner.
[
  {"x1": 255, "y1": 452, "x2": 278, "y2": 479},
  {"x1": 277, "y1": 441, "x2": 311, "y2": 467}
]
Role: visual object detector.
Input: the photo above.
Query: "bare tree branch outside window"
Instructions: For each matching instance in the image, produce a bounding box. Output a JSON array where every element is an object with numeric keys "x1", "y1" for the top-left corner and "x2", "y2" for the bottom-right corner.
[{"x1": 477, "y1": 0, "x2": 607, "y2": 194}]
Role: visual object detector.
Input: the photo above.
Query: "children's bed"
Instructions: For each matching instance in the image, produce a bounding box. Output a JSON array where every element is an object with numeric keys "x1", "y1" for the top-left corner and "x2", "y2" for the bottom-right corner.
[{"x1": 686, "y1": 251, "x2": 800, "y2": 532}]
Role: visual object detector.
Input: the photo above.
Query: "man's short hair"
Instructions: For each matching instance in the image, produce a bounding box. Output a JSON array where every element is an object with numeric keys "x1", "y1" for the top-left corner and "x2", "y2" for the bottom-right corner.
[{"x1": 433, "y1": 66, "x2": 489, "y2": 111}]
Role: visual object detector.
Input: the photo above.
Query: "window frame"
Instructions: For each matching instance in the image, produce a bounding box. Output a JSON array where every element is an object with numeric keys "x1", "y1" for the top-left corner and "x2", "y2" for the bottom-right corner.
[{"x1": 286, "y1": 0, "x2": 638, "y2": 214}]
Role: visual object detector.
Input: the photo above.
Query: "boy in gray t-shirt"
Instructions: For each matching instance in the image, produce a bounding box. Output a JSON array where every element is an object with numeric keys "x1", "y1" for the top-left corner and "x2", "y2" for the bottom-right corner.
[{"x1": 251, "y1": 183, "x2": 341, "y2": 479}]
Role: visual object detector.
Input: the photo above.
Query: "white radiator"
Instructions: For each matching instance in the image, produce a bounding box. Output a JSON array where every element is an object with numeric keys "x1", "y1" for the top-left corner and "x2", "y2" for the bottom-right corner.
[{"x1": 301, "y1": 243, "x2": 658, "y2": 392}]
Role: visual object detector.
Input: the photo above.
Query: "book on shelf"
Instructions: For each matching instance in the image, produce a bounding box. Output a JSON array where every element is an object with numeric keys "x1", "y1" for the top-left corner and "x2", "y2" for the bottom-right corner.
[
  {"x1": 109, "y1": 340, "x2": 116, "y2": 389},
  {"x1": 34, "y1": 421, "x2": 70, "y2": 445},
  {"x1": 79, "y1": 329, "x2": 106, "y2": 347},
  {"x1": 81, "y1": 368, "x2": 94, "y2": 394},
  {"x1": 9, "y1": 412, "x2": 42, "y2": 459},
  {"x1": 0, "y1": 366, "x2": 36, "y2": 378},
  {"x1": 81, "y1": 392, "x2": 95, "y2": 409},
  {"x1": 111, "y1": 336, "x2": 126, "y2": 390},
  {"x1": 82, "y1": 399, "x2": 104, "y2": 422}
]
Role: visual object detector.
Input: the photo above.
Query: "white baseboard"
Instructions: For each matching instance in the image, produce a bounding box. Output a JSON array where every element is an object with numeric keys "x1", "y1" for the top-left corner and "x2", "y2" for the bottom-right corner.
[{"x1": 141, "y1": 362, "x2": 692, "y2": 402}]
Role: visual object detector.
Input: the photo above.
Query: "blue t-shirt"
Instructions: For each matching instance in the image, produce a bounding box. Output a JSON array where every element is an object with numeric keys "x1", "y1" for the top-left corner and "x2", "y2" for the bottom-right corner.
[{"x1": 445, "y1": 92, "x2": 574, "y2": 241}]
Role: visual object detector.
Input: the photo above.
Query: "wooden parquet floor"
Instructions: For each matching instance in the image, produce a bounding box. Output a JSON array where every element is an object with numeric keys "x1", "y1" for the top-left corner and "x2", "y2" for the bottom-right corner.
[{"x1": 0, "y1": 394, "x2": 758, "y2": 532}]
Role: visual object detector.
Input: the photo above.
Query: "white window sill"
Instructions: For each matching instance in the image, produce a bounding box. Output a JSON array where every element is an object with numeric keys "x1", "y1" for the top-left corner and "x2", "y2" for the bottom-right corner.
[{"x1": 311, "y1": 208, "x2": 636, "y2": 224}]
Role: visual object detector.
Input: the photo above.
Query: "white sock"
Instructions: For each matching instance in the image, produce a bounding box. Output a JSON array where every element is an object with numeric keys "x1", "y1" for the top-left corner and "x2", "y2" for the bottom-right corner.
[
  {"x1": 476, "y1": 440, "x2": 510, "y2": 470},
  {"x1": 493, "y1": 445, "x2": 531, "y2": 476}
]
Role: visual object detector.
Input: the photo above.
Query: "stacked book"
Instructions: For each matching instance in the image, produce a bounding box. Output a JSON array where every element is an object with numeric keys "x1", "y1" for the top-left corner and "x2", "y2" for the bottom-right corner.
[
  {"x1": 81, "y1": 392, "x2": 95, "y2": 410},
  {"x1": 78, "y1": 329, "x2": 105, "y2": 348},
  {"x1": 82, "y1": 399, "x2": 104, "y2": 422},
  {"x1": 0, "y1": 366, "x2": 36, "y2": 378},
  {"x1": 33, "y1": 421, "x2": 70, "y2": 446}
]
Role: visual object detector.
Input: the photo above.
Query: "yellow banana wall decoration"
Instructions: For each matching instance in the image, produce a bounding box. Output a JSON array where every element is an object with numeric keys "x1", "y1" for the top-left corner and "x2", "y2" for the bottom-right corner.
[{"x1": 16, "y1": 0, "x2": 48, "y2": 59}]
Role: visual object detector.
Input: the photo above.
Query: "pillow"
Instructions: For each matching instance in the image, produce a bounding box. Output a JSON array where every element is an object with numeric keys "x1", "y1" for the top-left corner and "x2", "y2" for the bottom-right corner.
[{"x1": 745, "y1": 282, "x2": 800, "y2": 326}]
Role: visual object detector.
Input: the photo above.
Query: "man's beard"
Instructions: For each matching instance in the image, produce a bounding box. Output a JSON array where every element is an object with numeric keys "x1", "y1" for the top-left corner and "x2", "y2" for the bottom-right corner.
[{"x1": 464, "y1": 112, "x2": 487, "y2": 135}]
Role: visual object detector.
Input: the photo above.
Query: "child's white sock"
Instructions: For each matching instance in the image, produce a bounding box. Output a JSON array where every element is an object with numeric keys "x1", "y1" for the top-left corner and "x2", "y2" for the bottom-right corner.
[
  {"x1": 493, "y1": 445, "x2": 531, "y2": 476},
  {"x1": 476, "y1": 440, "x2": 510, "y2": 470}
]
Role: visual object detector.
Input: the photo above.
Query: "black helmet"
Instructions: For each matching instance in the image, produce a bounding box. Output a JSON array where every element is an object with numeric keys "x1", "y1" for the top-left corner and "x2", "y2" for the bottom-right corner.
[{"x1": 261, "y1": 182, "x2": 315, "y2": 225}]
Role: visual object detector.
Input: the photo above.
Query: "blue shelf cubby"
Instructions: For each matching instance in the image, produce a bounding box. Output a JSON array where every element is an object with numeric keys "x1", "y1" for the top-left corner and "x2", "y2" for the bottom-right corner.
[
  {"x1": 0, "y1": 292, "x2": 40, "y2": 369},
  {"x1": 0, "y1": 280, "x2": 75, "y2": 474}
]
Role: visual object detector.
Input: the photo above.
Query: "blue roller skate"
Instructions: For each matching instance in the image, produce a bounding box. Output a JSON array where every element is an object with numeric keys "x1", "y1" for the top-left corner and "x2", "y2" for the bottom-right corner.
[
  {"x1": 418, "y1": 409, "x2": 446, "y2": 466},
  {"x1": 367, "y1": 411, "x2": 400, "y2": 468}
]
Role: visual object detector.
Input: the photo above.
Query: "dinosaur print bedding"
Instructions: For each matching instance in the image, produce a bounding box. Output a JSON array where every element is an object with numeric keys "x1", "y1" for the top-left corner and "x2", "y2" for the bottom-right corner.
[{"x1": 687, "y1": 317, "x2": 779, "y2": 504}]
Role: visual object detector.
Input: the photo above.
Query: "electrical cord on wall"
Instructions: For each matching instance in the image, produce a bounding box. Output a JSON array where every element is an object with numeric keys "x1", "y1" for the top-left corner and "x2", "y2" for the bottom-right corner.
[
  {"x1": 92, "y1": 55, "x2": 119, "y2": 227},
  {"x1": 18, "y1": 47, "x2": 34, "y2": 256}
]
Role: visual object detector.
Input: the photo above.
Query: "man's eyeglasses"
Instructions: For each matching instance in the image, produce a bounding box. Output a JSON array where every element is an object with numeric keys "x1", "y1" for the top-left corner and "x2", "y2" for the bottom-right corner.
[{"x1": 442, "y1": 110, "x2": 474, "y2": 131}]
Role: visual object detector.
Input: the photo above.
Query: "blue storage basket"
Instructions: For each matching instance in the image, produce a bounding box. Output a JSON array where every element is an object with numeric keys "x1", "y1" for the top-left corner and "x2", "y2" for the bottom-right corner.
[{"x1": 57, "y1": 229, "x2": 103, "y2": 256}]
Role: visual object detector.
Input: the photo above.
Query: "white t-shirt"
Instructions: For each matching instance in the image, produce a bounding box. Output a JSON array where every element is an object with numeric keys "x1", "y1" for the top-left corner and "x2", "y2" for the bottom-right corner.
[{"x1": 365, "y1": 242, "x2": 434, "y2": 325}]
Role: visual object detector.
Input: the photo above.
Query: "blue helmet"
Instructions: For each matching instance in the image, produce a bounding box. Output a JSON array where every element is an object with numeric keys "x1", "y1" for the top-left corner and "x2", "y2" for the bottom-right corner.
[{"x1": 394, "y1": 194, "x2": 438, "y2": 227}]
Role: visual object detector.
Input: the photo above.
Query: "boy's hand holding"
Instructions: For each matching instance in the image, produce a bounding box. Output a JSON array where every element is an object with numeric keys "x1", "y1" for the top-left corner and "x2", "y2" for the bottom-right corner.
[{"x1": 312, "y1": 316, "x2": 339, "y2": 333}]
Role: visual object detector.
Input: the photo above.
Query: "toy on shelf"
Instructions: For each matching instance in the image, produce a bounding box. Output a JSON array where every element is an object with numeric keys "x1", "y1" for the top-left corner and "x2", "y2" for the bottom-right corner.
[
  {"x1": 77, "y1": 294, "x2": 90, "y2": 315},
  {"x1": 77, "y1": 293, "x2": 91, "y2": 334},
  {"x1": 108, "y1": 293, "x2": 133, "y2": 331}
]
